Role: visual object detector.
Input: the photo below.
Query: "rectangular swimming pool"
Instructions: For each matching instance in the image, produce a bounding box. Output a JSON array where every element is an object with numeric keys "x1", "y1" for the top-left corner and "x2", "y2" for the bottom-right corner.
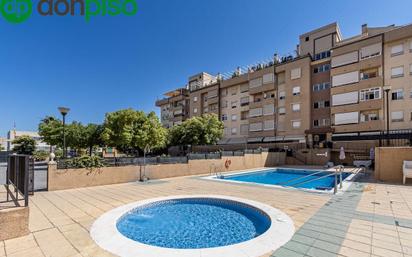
[{"x1": 214, "y1": 168, "x2": 352, "y2": 191}]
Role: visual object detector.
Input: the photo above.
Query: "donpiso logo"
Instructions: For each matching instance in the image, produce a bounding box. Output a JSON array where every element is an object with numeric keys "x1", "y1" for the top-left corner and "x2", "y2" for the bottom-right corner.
[{"x1": 0, "y1": 0, "x2": 137, "y2": 23}]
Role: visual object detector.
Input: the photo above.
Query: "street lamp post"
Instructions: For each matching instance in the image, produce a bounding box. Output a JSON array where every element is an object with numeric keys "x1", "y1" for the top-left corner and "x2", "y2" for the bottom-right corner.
[
  {"x1": 383, "y1": 85, "x2": 392, "y2": 146},
  {"x1": 58, "y1": 107, "x2": 70, "y2": 158}
]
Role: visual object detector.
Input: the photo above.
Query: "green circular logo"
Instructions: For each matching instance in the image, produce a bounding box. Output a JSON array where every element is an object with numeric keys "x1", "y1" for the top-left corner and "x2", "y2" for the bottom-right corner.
[{"x1": 0, "y1": 0, "x2": 32, "y2": 23}]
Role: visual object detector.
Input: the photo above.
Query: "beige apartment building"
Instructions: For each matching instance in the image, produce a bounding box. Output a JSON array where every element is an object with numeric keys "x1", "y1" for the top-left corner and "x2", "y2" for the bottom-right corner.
[
  {"x1": 156, "y1": 22, "x2": 412, "y2": 146},
  {"x1": 384, "y1": 26, "x2": 412, "y2": 130}
]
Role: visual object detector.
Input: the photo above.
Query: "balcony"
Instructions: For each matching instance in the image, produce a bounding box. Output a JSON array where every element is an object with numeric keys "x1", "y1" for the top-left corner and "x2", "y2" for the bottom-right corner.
[
  {"x1": 155, "y1": 98, "x2": 169, "y2": 106},
  {"x1": 249, "y1": 83, "x2": 275, "y2": 95},
  {"x1": 333, "y1": 119, "x2": 384, "y2": 133}
]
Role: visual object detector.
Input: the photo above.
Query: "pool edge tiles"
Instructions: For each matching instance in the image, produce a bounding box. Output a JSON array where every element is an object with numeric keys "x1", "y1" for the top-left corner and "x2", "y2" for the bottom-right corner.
[{"x1": 90, "y1": 195, "x2": 295, "y2": 257}]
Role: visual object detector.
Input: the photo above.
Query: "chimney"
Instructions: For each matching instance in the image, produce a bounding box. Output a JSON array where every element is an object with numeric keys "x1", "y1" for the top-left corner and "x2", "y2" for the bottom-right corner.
[{"x1": 361, "y1": 24, "x2": 368, "y2": 35}]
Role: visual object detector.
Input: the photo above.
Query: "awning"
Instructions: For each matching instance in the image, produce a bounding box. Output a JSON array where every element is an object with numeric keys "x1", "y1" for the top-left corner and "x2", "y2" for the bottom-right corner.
[
  {"x1": 228, "y1": 137, "x2": 247, "y2": 144},
  {"x1": 248, "y1": 137, "x2": 264, "y2": 143},
  {"x1": 217, "y1": 138, "x2": 230, "y2": 145}
]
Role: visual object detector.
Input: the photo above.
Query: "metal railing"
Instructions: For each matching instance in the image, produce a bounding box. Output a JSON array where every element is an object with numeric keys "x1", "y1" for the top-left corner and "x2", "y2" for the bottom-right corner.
[
  {"x1": 5, "y1": 155, "x2": 33, "y2": 207},
  {"x1": 280, "y1": 166, "x2": 344, "y2": 194}
]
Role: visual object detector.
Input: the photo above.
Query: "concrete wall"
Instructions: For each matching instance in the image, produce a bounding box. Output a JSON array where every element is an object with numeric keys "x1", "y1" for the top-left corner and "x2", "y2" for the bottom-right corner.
[
  {"x1": 0, "y1": 207, "x2": 29, "y2": 241},
  {"x1": 48, "y1": 152, "x2": 286, "y2": 191},
  {"x1": 375, "y1": 147, "x2": 412, "y2": 182}
]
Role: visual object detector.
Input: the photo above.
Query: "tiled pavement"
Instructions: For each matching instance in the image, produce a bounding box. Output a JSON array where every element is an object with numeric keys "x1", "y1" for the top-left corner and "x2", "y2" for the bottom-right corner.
[{"x1": 1, "y1": 174, "x2": 412, "y2": 257}]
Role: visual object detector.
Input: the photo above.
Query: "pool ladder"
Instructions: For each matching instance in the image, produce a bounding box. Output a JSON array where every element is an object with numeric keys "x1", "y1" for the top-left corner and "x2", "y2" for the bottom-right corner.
[
  {"x1": 278, "y1": 166, "x2": 344, "y2": 194},
  {"x1": 210, "y1": 163, "x2": 224, "y2": 179}
]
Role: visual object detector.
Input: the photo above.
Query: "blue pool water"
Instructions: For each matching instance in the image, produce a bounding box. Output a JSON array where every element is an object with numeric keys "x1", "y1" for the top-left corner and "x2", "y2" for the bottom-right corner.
[
  {"x1": 223, "y1": 168, "x2": 350, "y2": 190},
  {"x1": 116, "y1": 198, "x2": 271, "y2": 249}
]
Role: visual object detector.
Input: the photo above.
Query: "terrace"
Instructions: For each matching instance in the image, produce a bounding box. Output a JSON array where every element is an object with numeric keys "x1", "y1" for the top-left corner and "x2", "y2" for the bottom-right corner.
[{"x1": 1, "y1": 157, "x2": 412, "y2": 257}]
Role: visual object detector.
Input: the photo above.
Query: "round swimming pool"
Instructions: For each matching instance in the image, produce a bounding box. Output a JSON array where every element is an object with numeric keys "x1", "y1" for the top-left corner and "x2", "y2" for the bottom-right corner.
[
  {"x1": 91, "y1": 195, "x2": 295, "y2": 257},
  {"x1": 116, "y1": 198, "x2": 271, "y2": 249}
]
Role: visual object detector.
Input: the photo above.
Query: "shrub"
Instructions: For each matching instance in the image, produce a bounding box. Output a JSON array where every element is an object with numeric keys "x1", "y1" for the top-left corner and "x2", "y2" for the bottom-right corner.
[
  {"x1": 33, "y1": 150, "x2": 49, "y2": 161},
  {"x1": 64, "y1": 155, "x2": 105, "y2": 169}
]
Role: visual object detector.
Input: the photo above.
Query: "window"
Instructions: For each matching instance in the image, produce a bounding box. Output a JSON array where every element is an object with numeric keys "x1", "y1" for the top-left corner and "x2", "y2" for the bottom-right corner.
[
  {"x1": 291, "y1": 68, "x2": 301, "y2": 80},
  {"x1": 249, "y1": 122, "x2": 263, "y2": 132},
  {"x1": 313, "y1": 119, "x2": 330, "y2": 127},
  {"x1": 249, "y1": 78, "x2": 263, "y2": 88},
  {"x1": 313, "y1": 82, "x2": 330, "y2": 91},
  {"x1": 193, "y1": 96, "x2": 198, "y2": 102},
  {"x1": 314, "y1": 51, "x2": 331, "y2": 61},
  {"x1": 221, "y1": 100, "x2": 228, "y2": 108},
  {"x1": 193, "y1": 108, "x2": 198, "y2": 114},
  {"x1": 231, "y1": 101, "x2": 238, "y2": 109},
  {"x1": 360, "y1": 43, "x2": 381, "y2": 59},
  {"x1": 313, "y1": 64, "x2": 330, "y2": 74},
  {"x1": 410, "y1": 64, "x2": 412, "y2": 75},
  {"x1": 263, "y1": 73, "x2": 274, "y2": 84},
  {"x1": 391, "y1": 66, "x2": 404, "y2": 78},
  {"x1": 249, "y1": 108, "x2": 263, "y2": 117},
  {"x1": 278, "y1": 107, "x2": 286, "y2": 115},
  {"x1": 305, "y1": 36, "x2": 309, "y2": 42},
  {"x1": 360, "y1": 68, "x2": 378, "y2": 80},
  {"x1": 360, "y1": 111, "x2": 379, "y2": 122},
  {"x1": 391, "y1": 44, "x2": 404, "y2": 56},
  {"x1": 221, "y1": 114, "x2": 227, "y2": 121},
  {"x1": 263, "y1": 104, "x2": 275, "y2": 115},
  {"x1": 292, "y1": 120, "x2": 301, "y2": 129},
  {"x1": 279, "y1": 91, "x2": 286, "y2": 100},
  {"x1": 332, "y1": 91, "x2": 358, "y2": 106},
  {"x1": 241, "y1": 111, "x2": 249, "y2": 120},
  {"x1": 331, "y1": 51, "x2": 359, "y2": 68},
  {"x1": 231, "y1": 89, "x2": 237, "y2": 95},
  {"x1": 231, "y1": 114, "x2": 237, "y2": 121},
  {"x1": 360, "y1": 87, "x2": 381, "y2": 101},
  {"x1": 391, "y1": 111, "x2": 404, "y2": 122},
  {"x1": 240, "y1": 84, "x2": 249, "y2": 93},
  {"x1": 231, "y1": 128, "x2": 237, "y2": 135},
  {"x1": 334, "y1": 112, "x2": 359, "y2": 125},
  {"x1": 240, "y1": 96, "x2": 249, "y2": 106},
  {"x1": 292, "y1": 86, "x2": 301, "y2": 96},
  {"x1": 314, "y1": 101, "x2": 330, "y2": 109},
  {"x1": 240, "y1": 124, "x2": 249, "y2": 135},
  {"x1": 264, "y1": 120, "x2": 275, "y2": 130},
  {"x1": 292, "y1": 103, "x2": 301, "y2": 112},
  {"x1": 264, "y1": 91, "x2": 275, "y2": 99},
  {"x1": 332, "y1": 71, "x2": 359, "y2": 87},
  {"x1": 392, "y1": 89, "x2": 404, "y2": 100}
]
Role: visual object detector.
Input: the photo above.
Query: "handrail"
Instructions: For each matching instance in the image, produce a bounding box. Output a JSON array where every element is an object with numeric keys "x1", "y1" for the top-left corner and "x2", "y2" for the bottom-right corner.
[
  {"x1": 278, "y1": 170, "x2": 328, "y2": 185},
  {"x1": 288, "y1": 172, "x2": 336, "y2": 188}
]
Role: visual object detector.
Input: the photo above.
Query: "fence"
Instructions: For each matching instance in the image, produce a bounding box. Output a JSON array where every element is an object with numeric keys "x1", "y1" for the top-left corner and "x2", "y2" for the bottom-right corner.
[
  {"x1": 5, "y1": 155, "x2": 33, "y2": 207},
  {"x1": 332, "y1": 129, "x2": 412, "y2": 150},
  {"x1": 57, "y1": 149, "x2": 271, "y2": 169}
]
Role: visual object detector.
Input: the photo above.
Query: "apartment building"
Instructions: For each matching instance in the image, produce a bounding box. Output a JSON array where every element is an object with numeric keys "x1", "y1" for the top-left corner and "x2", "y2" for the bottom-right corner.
[
  {"x1": 384, "y1": 26, "x2": 412, "y2": 129},
  {"x1": 155, "y1": 22, "x2": 412, "y2": 145},
  {"x1": 155, "y1": 88, "x2": 189, "y2": 128},
  {"x1": 300, "y1": 23, "x2": 342, "y2": 146}
]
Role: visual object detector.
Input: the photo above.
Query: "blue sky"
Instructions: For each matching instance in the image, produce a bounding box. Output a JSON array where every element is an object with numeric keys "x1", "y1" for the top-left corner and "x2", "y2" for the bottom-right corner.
[{"x1": 1, "y1": 0, "x2": 411, "y2": 136}]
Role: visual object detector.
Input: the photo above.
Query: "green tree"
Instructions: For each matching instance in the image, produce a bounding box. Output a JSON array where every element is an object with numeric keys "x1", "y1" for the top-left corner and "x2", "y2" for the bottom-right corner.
[
  {"x1": 102, "y1": 109, "x2": 167, "y2": 155},
  {"x1": 38, "y1": 116, "x2": 63, "y2": 149},
  {"x1": 169, "y1": 114, "x2": 224, "y2": 146},
  {"x1": 12, "y1": 135, "x2": 36, "y2": 155},
  {"x1": 83, "y1": 124, "x2": 104, "y2": 156},
  {"x1": 66, "y1": 121, "x2": 87, "y2": 153}
]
